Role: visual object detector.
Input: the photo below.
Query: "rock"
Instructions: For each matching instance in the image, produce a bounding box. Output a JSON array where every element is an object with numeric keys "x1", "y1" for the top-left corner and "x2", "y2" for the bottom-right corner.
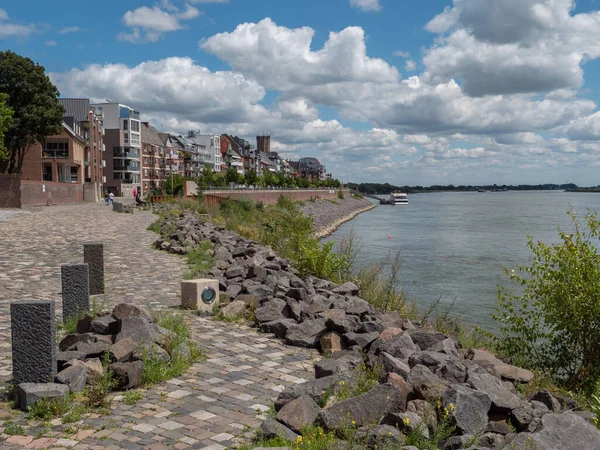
[
  {"x1": 17, "y1": 383, "x2": 70, "y2": 411},
  {"x1": 326, "y1": 315, "x2": 359, "y2": 334},
  {"x1": 237, "y1": 294, "x2": 261, "y2": 309},
  {"x1": 486, "y1": 420, "x2": 511, "y2": 435},
  {"x1": 319, "y1": 332, "x2": 345, "y2": 354},
  {"x1": 77, "y1": 341, "x2": 110, "y2": 358},
  {"x1": 494, "y1": 364, "x2": 535, "y2": 383},
  {"x1": 531, "y1": 389, "x2": 561, "y2": 412},
  {"x1": 407, "y1": 330, "x2": 448, "y2": 350},
  {"x1": 443, "y1": 385, "x2": 491, "y2": 435},
  {"x1": 510, "y1": 405, "x2": 535, "y2": 432},
  {"x1": 356, "y1": 424, "x2": 405, "y2": 448},
  {"x1": 57, "y1": 351, "x2": 86, "y2": 370},
  {"x1": 407, "y1": 399, "x2": 438, "y2": 432},
  {"x1": 90, "y1": 315, "x2": 118, "y2": 335},
  {"x1": 408, "y1": 364, "x2": 449, "y2": 401},
  {"x1": 247, "y1": 265, "x2": 267, "y2": 280},
  {"x1": 355, "y1": 321, "x2": 386, "y2": 334},
  {"x1": 441, "y1": 435, "x2": 476, "y2": 450},
  {"x1": 67, "y1": 358, "x2": 103, "y2": 380},
  {"x1": 59, "y1": 333, "x2": 95, "y2": 352},
  {"x1": 500, "y1": 412, "x2": 600, "y2": 450},
  {"x1": 315, "y1": 352, "x2": 363, "y2": 378},
  {"x1": 285, "y1": 319, "x2": 328, "y2": 348},
  {"x1": 344, "y1": 296, "x2": 374, "y2": 317},
  {"x1": 381, "y1": 411, "x2": 429, "y2": 439},
  {"x1": 220, "y1": 300, "x2": 247, "y2": 318},
  {"x1": 276, "y1": 395, "x2": 321, "y2": 433},
  {"x1": 300, "y1": 296, "x2": 331, "y2": 320},
  {"x1": 343, "y1": 331, "x2": 380, "y2": 350},
  {"x1": 112, "y1": 304, "x2": 153, "y2": 322},
  {"x1": 573, "y1": 411, "x2": 597, "y2": 424},
  {"x1": 383, "y1": 373, "x2": 412, "y2": 411},
  {"x1": 55, "y1": 366, "x2": 87, "y2": 392},
  {"x1": 332, "y1": 282, "x2": 359, "y2": 296},
  {"x1": 259, "y1": 319, "x2": 297, "y2": 338},
  {"x1": 408, "y1": 351, "x2": 453, "y2": 370},
  {"x1": 132, "y1": 343, "x2": 170, "y2": 363},
  {"x1": 76, "y1": 315, "x2": 92, "y2": 333},
  {"x1": 467, "y1": 368, "x2": 522, "y2": 413},
  {"x1": 380, "y1": 352, "x2": 411, "y2": 379},
  {"x1": 225, "y1": 284, "x2": 243, "y2": 299},
  {"x1": 110, "y1": 338, "x2": 136, "y2": 363},
  {"x1": 436, "y1": 359, "x2": 468, "y2": 383},
  {"x1": 225, "y1": 266, "x2": 244, "y2": 279},
  {"x1": 379, "y1": 327, "x2": 404, "y2": 341},
  {"x1": 116, "y1": 317, "x2": 161, "y2": 344},
  {"x1": 275, "y1": 374, "x2": 352, "y2": 411},
  {"x1": 465, "y1": 349, "x2": 505, "y2": 366},
  {"x1": 371, "y1": 333, "x2": 418, "y2": 360},
  {"x1": 254, "y1": 298, "x2": 287, "y2": 323},
  {"x1": 244, "y1": 282, "x2": 275, "y2": 301},
  {"x1": 286, "y1": 287, "x2": 306, "y2": 301},
  {"x1": 318, "y1": 384, "x2": 404, "y2": 431},
  {"x1": 171, "y1": 343, "x2": 192, "y2": 362},
  {"x1": 110, "y1": 361, "x2": 144, "y2": 390},
  {"x1": 214, "y1": 247, "x2": 232, "y2": 262},
  {"x1": 258, "y1": 418, "x2": 299, "y2": 442},
  {"x1": 431, "y1": 338, "x2": 459, "y2": 358}
]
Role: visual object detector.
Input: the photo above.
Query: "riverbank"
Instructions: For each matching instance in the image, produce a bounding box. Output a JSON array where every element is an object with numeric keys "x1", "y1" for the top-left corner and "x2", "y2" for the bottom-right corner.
[{"x1": 298, "y1": 196, "x2": 376, "y2": 238}]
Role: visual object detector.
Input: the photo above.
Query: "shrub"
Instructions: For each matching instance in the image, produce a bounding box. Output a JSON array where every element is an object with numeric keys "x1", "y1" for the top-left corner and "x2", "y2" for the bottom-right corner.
[
  {"x1": 296, "y1": 239, "x2": 350, "y2": 283},
  {"x1": 28, "y1": 395, "x2": 71, "y2": 419},
  {"x1": 494, "y1": 209, "x2": 600, "y2": 392},
  {"x1": 184, "y1": 241, "x2": 214, "y2": 279},
  {"x1": 236, "y1": 198, "x2": 255, "y2": 212},
  {"x1": 337, "y1": 190, "x2": 345, "y2": 200},
  {"x1": 86, "y1": 352, "x2": 116, "y2": 408}
]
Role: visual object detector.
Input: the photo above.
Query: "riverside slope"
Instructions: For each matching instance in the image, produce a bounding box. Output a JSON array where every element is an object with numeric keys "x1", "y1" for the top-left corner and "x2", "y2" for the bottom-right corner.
[{"x1": 298, "y1": 196, "x2": 375, "y2": 238}]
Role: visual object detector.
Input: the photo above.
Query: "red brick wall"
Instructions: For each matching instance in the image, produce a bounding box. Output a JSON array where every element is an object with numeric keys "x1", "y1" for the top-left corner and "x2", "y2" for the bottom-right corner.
[
  {"x1": 0, "y1": 174, "x2": 22, "y2": 208},
  {"x1": 20, "y1": 180, "x2": 83, "y2": 207}
]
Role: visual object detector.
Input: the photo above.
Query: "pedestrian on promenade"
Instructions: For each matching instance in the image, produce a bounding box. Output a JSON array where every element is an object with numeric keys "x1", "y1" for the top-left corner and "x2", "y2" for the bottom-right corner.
[
  {"x1": 133, "y1": 188, "x2": 137, "y2": 198},
  {"x1": 109, "y1": 191, "x2": 114, "y2": 206},
  {"x1": 104, "y1": 192, "x2": 109, "y2": 206}
]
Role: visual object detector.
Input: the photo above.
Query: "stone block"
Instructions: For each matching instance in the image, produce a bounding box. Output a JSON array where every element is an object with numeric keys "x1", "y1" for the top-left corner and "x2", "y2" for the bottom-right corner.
[
  {"x1": 11, "y1": 301, "x2": 56, "y2": 386},
  {"x1": 181, "y1": 279, "x2": 220, "y2": 312},
  {"x1": 55, "y1": 366, "x2": 87, "y2": 393},
  {"x1": 61, "y1": 264, "x2": 90, "y2": 321},
  {"x1": 83, "y1": 243, "x2": 104, "y2": 295},
  {"x1": 110, "y1": 337, "x2": 136, "y2": 362},
  {"x1": 110, "y1": 361, "x2": 143, "y2": 390},
  {"x1": 17, "y1": 383, "x2": 70, "y2": 411}
]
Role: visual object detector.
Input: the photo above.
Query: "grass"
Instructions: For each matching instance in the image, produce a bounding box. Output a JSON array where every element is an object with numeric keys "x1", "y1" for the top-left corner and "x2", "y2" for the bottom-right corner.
[
  {"x1": 319, "y1": 363, "x2": 380, "y2": 407},
  {"x1": 28, "y1": 395, "x2": 72, "y2": 420},
  {"x1": 123, "y1": 391, "x2": 143, "y2": 405},
  {"x1": 86, "y1": 352, "x2": 117, "y2": 408},
  {"x1": 184, "y1": 241, "x2": 214, "y2": 279},
  {"x1": 146, "y1": 219, "x2": 162, "y2": 234},
  {"x1": 4, "y1": 423, "x2": 26, "y2": 435}
]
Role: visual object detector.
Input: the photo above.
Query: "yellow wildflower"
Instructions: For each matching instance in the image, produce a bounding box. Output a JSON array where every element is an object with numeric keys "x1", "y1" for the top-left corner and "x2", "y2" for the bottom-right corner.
[
  {"x1": 352, "y1": 420, "x2": 356, "y2": 425},
  {"x1": 403, "y1": 417, "x2": 410, "y2": 425},
  {"x1": 339, "y1": 381, "x2": 345, "y2": 386},
  {"x1": 449, "y1": 403, "x2": 455, "y2": 411},
  {"x1": 296, "y1": 436, "x2": 303, "y2": 443}
]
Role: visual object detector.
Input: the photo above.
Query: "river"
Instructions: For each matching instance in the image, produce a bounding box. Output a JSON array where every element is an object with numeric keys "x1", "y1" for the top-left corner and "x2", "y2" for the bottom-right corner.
[{"x1": 326, "y1": 191, "x2": 600, "y2": 332}]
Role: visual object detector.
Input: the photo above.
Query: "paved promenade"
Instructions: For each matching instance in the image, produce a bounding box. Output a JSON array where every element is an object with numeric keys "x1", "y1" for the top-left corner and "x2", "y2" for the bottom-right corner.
[{"x1": 0, "y1": 204, "x2": 318, "y2": 449}]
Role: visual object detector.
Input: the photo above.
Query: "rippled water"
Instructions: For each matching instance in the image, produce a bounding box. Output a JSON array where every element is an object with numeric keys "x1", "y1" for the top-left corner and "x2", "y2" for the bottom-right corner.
[{"x1": 326, "y1": 191, "x2": 600, "y2": 332}]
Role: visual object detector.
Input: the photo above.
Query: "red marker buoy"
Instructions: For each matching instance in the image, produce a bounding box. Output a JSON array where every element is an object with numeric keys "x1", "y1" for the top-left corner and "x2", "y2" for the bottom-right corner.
[{"x1": 388, "y1": 235, "x2": 392, "y2": 239}]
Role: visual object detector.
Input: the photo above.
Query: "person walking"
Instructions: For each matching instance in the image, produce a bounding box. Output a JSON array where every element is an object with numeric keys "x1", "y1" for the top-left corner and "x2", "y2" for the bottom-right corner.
[
  {"x1": 133, "y1": 188, "x2": 137, "y2": 199},
  {"x1": 108, "y1": 191, "x2": 114, "y2": 206},
  {"x1": 104, "y1": 192, "x2": 109, "y2": 206}
]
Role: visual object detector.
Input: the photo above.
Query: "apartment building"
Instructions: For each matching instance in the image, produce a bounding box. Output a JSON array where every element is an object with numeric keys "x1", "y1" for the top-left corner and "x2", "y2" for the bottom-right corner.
[
  {"x1": 141, "y1": 123, "x2": 167, "y2": 192},
  {"x1": 220, "y1": 135, "x2": 244, "y2": 174},
  {"x1": 90, "y1": 102, "x2": 141, "y2": 197},
  {"x1": 21, "y1": 98, "x2": 105, "y2": 201},
  {"x1": 189, "y1": 133, "x2": 221, "y2": 173},
  {"x1": 158, "y1": 132, "x2": 185, "y2": 177}
]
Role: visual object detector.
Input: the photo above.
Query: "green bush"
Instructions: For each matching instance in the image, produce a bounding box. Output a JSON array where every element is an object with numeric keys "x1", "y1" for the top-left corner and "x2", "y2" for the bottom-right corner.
[
  {"x1": 236, "y1": 198, "x2": 255, "y2": 212},
  {"x1": 296, "y1": 239, "x2": 350, "y2": 283},
  {"x1": 184, "y1": 241, "x2": 214, "y2": 279},
  {"x1": 337, "y1": 190, "x2": 344, "y2": 200},
  {"x1": 494, "y1": 209, "x2": 600, "y2": 392}
]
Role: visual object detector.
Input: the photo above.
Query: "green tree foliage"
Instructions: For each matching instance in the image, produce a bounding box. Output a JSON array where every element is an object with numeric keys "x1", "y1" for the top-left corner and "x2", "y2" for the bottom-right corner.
[
  {"x1": 165, "y1": 173, "x2": 185, "y2": 196},
  {"x1": 494, "y1": 209, "x2": 600, "y2": 392},
  {"x1": 0, "y1": 93, "x2": 13, "y2": 161},
  {"x1": 244, "y1": 169, "x2": 258, "y2": 186},
  {"x1": 225, "y1": 167, "x2": 241, "y2": 184},
  {"x1": 0, "y1": 51, "x2": 65, "y2": 174}
]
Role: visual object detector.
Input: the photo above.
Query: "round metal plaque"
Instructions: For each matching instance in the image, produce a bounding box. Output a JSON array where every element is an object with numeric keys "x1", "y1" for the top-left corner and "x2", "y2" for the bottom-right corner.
[{"x1": 201, "y1": 286, "x2": 217, "y2": 305}]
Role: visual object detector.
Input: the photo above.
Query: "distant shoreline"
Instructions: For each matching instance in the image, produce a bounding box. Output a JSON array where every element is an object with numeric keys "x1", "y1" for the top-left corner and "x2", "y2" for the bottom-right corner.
[{"x1": 314, "y1": 204, "x2": 376, "y2": 238}]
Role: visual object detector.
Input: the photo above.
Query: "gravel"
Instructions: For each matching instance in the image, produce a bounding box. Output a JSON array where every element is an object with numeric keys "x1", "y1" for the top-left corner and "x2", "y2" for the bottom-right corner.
[{"x1": 298, "y1": 196, "x2": 375, "y2": 237}]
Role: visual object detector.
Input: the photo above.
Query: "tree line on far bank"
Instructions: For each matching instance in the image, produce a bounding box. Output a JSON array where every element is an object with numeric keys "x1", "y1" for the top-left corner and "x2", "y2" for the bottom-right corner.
[{"x1": 351, "y1": 182, "x2": 581, "y2": 195}]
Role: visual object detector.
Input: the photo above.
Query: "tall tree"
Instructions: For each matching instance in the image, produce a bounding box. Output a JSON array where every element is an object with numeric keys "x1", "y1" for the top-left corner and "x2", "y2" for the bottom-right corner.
[
  {"x1": 0, "y1": 93, "x2": 13, "y2": 161},
  {"x1": 0, "y1": 51, "x2": 65, "y2": 174}
]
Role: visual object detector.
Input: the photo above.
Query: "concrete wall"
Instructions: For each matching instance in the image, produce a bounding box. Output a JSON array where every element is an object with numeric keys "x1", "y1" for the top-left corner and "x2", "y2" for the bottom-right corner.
[
  {"x1": 20, "y1": 180, "x2": 83, "y2": 207},
  {"x1": 0, "y1": 174, "x2": 22, "y2": 208},
  {"x1": 210, "y1": 189, "x2": 346, "y2": 204}
]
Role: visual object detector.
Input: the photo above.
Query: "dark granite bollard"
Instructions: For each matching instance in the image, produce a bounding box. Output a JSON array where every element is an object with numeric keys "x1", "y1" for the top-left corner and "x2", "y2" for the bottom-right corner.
[
  {"x1": 61, "y1": 264, "x2": 89, "y2": 321},
  {"x1": 11, "y1": 301, "x2": 56, "y2": 385},
  {"x1": 84, "y1": 243, "x2": 104, "y2": 295}
]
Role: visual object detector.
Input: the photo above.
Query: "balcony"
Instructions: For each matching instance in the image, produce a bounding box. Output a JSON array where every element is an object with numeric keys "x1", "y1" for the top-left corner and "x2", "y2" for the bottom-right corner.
[
  {"x1": 114, "y1": 163, "x2": 140, "y2": 172},
  {"x1": 113, "y1": 148, "x2": 140, "y2": 159}
]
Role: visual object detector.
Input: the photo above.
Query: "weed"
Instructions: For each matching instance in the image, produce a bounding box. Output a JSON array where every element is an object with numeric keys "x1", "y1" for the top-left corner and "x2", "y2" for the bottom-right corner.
[
  {"x1": 337, "y1": 190, "x2": 345, "y2": 200},
  {"x1": 146, "y1": 219, "x2": 162, "y2": 234},
  {"x1": 57, "y1": 309, "x2": 87, "y2": 335},
  {"x1": 184, "y1": 241, "x2": 214, "y2": 280},
  {"x1": 123, "y1": 391, "x2": 143, "y2": 405},
  {"x1": 28, "y1": 396, "x2": 71, "y2": 420},
  {"x1": 320, "y1": 363, "x2": 380, "y2": 407},
  {"x1": 62, "y1": 404, "x2": 88, "y2": 424},
  {"x1": 86, "y1": 352, "x2": 116, "y2": 408},
  {"x1": 4, "y1": 423, "x2": 26, "y2": 435}
]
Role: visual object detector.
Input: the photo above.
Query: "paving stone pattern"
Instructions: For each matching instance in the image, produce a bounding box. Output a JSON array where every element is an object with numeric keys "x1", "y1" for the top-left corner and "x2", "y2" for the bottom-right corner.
[{"x1": 0, "y1": 204, "x2": 319, "y2": 449}]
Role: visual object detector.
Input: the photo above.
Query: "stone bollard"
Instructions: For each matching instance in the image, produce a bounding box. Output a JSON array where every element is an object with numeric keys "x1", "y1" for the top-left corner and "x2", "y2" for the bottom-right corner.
[
  {"x1": 61, "y1": 264, "x2": 90, "y2": 321},
  {"x1": 181, "y1": 279, "x2": 220, "y2": 313},
  {"x1": 11, "y1": 301, "x2": 56, "y2": 385},
  {"x1": 84, "y1": 243, "x2": 104, "y2": 295}
]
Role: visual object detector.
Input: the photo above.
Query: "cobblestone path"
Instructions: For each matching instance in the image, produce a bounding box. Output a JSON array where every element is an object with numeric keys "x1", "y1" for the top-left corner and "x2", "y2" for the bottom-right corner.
[{"x1": 0, "y1": 204, "x2": 318, "y2": 449}]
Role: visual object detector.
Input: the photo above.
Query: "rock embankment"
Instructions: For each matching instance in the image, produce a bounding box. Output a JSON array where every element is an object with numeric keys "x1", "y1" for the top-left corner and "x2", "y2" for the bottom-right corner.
[
  {"x1": 298, "y1": 196, "x2": 375, "y2": 238},
  {"x1": 153, "y1": 210, "x2": 600, "y2": 450}
]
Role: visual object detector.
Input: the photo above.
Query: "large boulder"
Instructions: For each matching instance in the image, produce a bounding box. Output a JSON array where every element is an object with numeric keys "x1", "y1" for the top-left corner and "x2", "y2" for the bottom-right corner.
[
  {"x1": 500, "y1": 412, "x2": 600, "y2": 450},
  {"x1": 254, "y1": 298, "x2": 287, "y2": 323},
  {"x1": 408, "y1": 351, "x2": 453, "y2": 371},
  {"x1": 90, "y1": 315, "x2": 118, "y2": 335},
  {"x1": 408, "y1": 364, "x2": 449, "y2": 401},
  {"x1": 55, "y1": 366, "x2": 87, "y2": 393},
  {"x1": 76, "y1": 341, "x2": 110, "y2": 359},
  {"x1": 285, "y1": 319, "x2": 328, "y2": 348},
  {"x1": 110, "y1": 338, "x2": 136, "y2": 363},
  {"x1": 112, "y1": 304, "x2": 153, "y2": 322},
  {"x1": 276, "y1": 395, "x2": 321, "y2": 433},
  {"x1": 379, "y1": 352, "x2": 411, "y2": 379},
  {"x1": 343, "y1": 331, "x2": 380, "y2": 350},
  {"x1": 442, "y1": 385, "x2": 491, "y2": 436},
  {"x1": 326, "y1": 315, "x2": 359, "y2": 334},
  {"x1": 436, "y1": 360, "x2": 468, "y2": 383},
  {"x1": 407, "y1": 330, "x2": 448, "y2": 350},
  {"x1": 259, "y1": 319, "x2": 297, "y2": 339},
  {"x1": 531, "y1": 389, "x2": 561, "y2": 412},
  {"x1": 220, "y1": 300, "x2": 247, "y2": 318},
  {"x1": 317, "y1": 384, "x2": 404, "y2": 431},
  {"x1": 332, "y1": 282, "x2": 359, "y2": 296},
  {"x1": 275, "y1": 373, "x2": 353, "y2": 411},
  {"x1": 116, "y1": 317, "x2": 162, "y2": 344},
  {"x1": 344, "y1": 297, "x2": 375, "y2": 317},
  {"x1": 59, "y1": 333, "x2": 95, "y2": 352},
  {"x1": 319, "y1": 332, "x2": 345, "y2": 354},
  {"x1": 495, "y1": 364, "x2": 535, "y2": 383},
  {"x1": 258, "y1": 418, "x2": 299, "y2": 442},
  {"x1": 110, "y1": 361, "x2": 144, "y2": 390},
  {"x1": 17, "y1": 383, "x2": 70, "y2": 411},
  {"x1": 430, "y1": 338, "x2": 459, "y2": 358},
  {"x1": 371, "y1": 332, "x2": 418, "y2": 360},
  {"x1": 314, "y1": 351, "x2": 363, "y2": 379},
  {"x1": 67, "y1": 358, "x2": 103, "y2": 380},
  {"x1": 467, "y1": 369, "x2": 522, "y2": 413}
]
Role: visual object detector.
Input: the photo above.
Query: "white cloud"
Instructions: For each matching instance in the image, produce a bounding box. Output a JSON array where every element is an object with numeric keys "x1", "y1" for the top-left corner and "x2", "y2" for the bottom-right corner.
[
  {"x1": 118, "y1": 3, "x2": 201, "y2": 42},
  {"x1": 405, "y1": 60, "x2": 416, "y2": 72},
  {"x1": 44, "y1": 40, "x2": 57, "y2": 46},
  {"x1": 563, "y1": 112, "x2": 600, "y2": 140},
  {"x1": 393, "y1": 50, "x2": 410, "y2": 58},
  {"x1": 423, "y1": 0, "x2": 600, "y2": 96},
  {"x1": 349, "y1": 0, "x2": 382, "y2": 12},
  {"x1": 59, "y1": 26, "x2": 80, "y2": 34},
  {"x1": 0, "y1": 8, "x2": 35, "y2": 39}
]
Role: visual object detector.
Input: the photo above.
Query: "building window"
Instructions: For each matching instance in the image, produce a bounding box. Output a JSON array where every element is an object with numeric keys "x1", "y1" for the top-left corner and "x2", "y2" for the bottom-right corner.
[
  {"x1": 43, "y1": 141, "x2": 69, "y2": 158},
  {"x1": 123, "y1": 120, "x2": 128, "y2": 130},
  {"x1": 70, "y1": 166, "x2": 78, "y2": 182},
  {"x1": 130, "y1": 120, "x2": 140, "y2": 132},
  {"x1": 42, "y1": 163, "x2": 52, "y2": 181}
]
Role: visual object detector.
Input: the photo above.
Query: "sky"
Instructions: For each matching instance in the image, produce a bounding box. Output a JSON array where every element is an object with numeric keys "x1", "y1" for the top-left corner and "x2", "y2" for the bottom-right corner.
[{"x1": 2, "y1": 0, "x2": 600, "y2": 186}]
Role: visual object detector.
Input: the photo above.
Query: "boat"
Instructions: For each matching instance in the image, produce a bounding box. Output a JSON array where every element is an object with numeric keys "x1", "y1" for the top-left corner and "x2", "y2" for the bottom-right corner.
[{"x1": 388, "y1": 191, "x2": 408, "y2": 205}]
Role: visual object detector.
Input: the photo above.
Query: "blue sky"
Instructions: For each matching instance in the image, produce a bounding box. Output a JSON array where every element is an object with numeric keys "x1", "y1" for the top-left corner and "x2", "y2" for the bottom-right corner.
[{"x1": 3, "y1": 0, "x2": 600, "y2": 185}]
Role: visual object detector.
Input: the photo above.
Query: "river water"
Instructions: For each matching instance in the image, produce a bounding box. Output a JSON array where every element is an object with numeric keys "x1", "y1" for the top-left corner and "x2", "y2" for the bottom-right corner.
[{"x1": 326, "y1": 191, "x2": 600, "y2": 332}]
